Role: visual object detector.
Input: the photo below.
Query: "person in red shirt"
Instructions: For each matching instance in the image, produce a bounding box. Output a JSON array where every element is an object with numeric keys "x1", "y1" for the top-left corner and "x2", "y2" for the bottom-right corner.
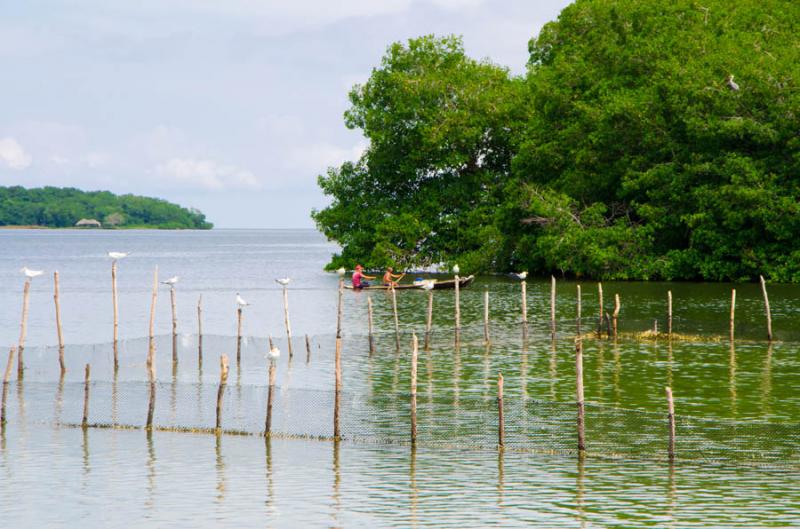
[{"x1": 351, "y1": 265, "x2": 376, "y2": 289}]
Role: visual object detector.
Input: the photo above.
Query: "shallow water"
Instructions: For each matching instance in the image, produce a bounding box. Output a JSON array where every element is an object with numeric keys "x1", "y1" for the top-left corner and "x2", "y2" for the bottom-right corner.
[{"x1": 1, "y1": 229, "x2": 799, "y2": 527}]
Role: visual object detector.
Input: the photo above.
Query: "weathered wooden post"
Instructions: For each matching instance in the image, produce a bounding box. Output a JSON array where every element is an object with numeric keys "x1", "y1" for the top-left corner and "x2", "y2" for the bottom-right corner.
[
  {"x1": 53, "y1": 271, "x2": 66, "y2": 374},
  {"x1": 1, "y1": 347, "x2": 15, "y2": 426},
  {"x1": 613, "y1": 294, "x2": 620, "y2": 339},
  {"x1": 576, "y1": 339, "x2": 586, "y2": 453},
  {"x1": 81, "y1": 364, "x2": 91, "y2": 429},
  {"x1": 498, "y1": 373, "x2": 505, "y2": 450},
  {"x1": 729, "y1": 289, "x2": 736, "y2": 341},
  {"x1": 112, "y1": 260, "x2": 120, "y2": 369},
  {"x1": 666, "y1": 386, "x2": 676, "y2": 460},
  {"x1": 334, "y1": 335, "x2": 342, "y2": 440},
  {"x1": 216, "y1": 354, "x2": 229, "y2": 431},
  {"x1": 170, "y1": 285, "x2": 178, "y2": 364},
  {"x1": 336, "y1": 277, "x2": 344, "y2": 339},
  {"x1": 367, "y1": 296, "x2": 375, "y2": 355},
  {"x1": 146, "y1": 347, "x2": 157, "y2": 429},
  {"x1": 760, "y1": 275, "x2": 773, "y2": 341},
  {"x1": 197, "y1": 295, "x2": 203, "y2": 360},
  {"x1": 483, "y1": 287, "x2": 491, "y2": 345},
  {"x1": 667, "y1": 290, "x2": 673, "y2": 338},
  {"x1": 424, "y1": 289, "x2": 433, "y2": 351},
  {"x1": 265, "y1": 360, "x2": 276, "y2": 435},
  {"x1": 597, "y1": 283, "x2": 604, "y2": 337},
  {"x1": 236, "y1": 307, "x2": 243, "y2": 363},
  {"x1": 147, "y1": 266, "x2": 158, "y2": 371},
  {"x1": 576, "y1": 284, "x2": 582, "y2": 337},
  {"x1": 550, "y1": 276, "x2": 557, "y2": 338},
  {"x1": 282, "y1": 284, "x2": 293, "y2": 358},
  {"x1": 521, "y1": 280, "x2": 528, "y2": 328},
  {"x1": 454, "y1": 274, "x2": 461, "y2": 343},
  {"x1": 410, "y1": 334, "x2": 418, "y2": 445},
  {"x1": 391, "y1": 285, "x2": 401, "y2": 353},
  {"x1": 305, "y1": 334, "x2": 312, "y2": 363},
  {"x1": 17, "y1": 279, "x2": 31, "y2": 378}
]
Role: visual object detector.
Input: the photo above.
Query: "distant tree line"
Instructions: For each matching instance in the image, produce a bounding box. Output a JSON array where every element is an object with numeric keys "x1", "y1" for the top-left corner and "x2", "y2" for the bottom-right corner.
[
  {"x1": 313, "y1": 0, "x2": 800, "y2": 281},
  {"x1": 0, "y1": 186, "x2": 212, "y2": 229}
]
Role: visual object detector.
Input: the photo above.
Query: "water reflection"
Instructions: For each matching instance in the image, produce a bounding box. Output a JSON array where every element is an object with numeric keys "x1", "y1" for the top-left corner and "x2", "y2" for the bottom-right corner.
[
  {"x1": 265, "y1": 437, "x2": 275, "y2": 514},
  {"x1": 331, "y1": 441, "x2": 341, "y2": 526},
  {"x1": 145, "y1": 430, "x2": 156, "y2": 510},
  {"x1": 215, "y1": 433, "x2": 226, "y2": 502}
]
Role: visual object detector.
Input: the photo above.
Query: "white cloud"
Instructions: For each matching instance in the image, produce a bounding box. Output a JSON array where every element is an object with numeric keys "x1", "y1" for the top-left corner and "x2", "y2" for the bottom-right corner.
[
  {"x1": 156, "y1": 158, "x2": 260, "y2": 190},
  {"x1": 0, "y1": 137, "x2": 32, "y2": 170},
  {"x1": 288, "y1": 141, "x2": 367, "y2": 173}
]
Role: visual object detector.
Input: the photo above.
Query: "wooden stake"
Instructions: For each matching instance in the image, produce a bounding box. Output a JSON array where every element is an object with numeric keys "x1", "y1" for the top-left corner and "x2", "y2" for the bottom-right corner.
[
  {"x1": 81, "y1": 363, "x2": 91, "y2": 429},
  {"x1": 391, "y1": 285, "x2": 400, "y2": 352},
  {"x1": 550, "y1": 276, "x2": 556, "y2": 338},
  {"x1": 216, "y1": 354, "x2": 229, "y2": 431},
  {"x1": 282, "y1": 286, "x2": 293, "y2": 358},
  {"x1": 760, "y1": 275, "x2": 772, "y2": 341},
  {"x1": 336, "y1": 278, "x2": 344, "y2": 339},
  {"x1": 305, "y1": 334, "x2": 312, "y2": 363},
  {"x1": 424, "y1": 290, "x2": 433, "y2": 351},
  {"x1": 367, "y1": 295, "x2": 375, "y2": 355},
  {"x1": 334, "y1": 337, "x2": 342, "y2": 440},
  {"x1": 17, "y1": 279, "x2": 31, "y2": 379},
  {"x1": 666, "y1": 386, "x2": 676, "y2": 460},
  {"x1": 268, "y1": 335, "x2": 274, "y2": 350},
  {"x1": 730, "y1": 289, "x2": 736, "y2": 341},
  {"x1": 576, "y1": 340, "x2": 585, "y2": 453},
  {"x1": 112, "y1": 260, "x2": 119, "y2": 369},
  {"x1": 54, "y1": 271, "x2": 66, "y2": 373},
  {"x1": 410, "y1": 334, "x2": 418, "y2": 445},
  {"x1": 454, "y1": 275, "x2": 461, "y2": 335},
  {"x1": 197, "y1": 295, "x2": 203, "y2": 360},
  {"x1": 170, "y1": 286, "x2": 178, "y2": 364},
  {"x1": 597, "y1": 283, "x2": 604, "y2": 338},
  {"x1": 521, "y1": 281, "x2": 528, "y2": 326},
  {"x1": 236, "y1": 307, "x2": 243, "y2": 363},
  {"x1": 613, "y1": 294, "x2": 620, "y2": 339},
  {"x1": 498, "y1": 372, "x2": 505, "y2": 449},
  {"x1": 265, "y1": 360, "x2": 276, "y2": 434},
  {"x1": 147, "y1": 266, "x2": 158, "y2": 371},
  {"x1": 484, "y1": 287, "x2": 491, "y2": 345},
  {"x1": 667, "y1": 290, "x2": 673, "y2": 338},
  {"x1": 1, "y1": 347, "x2": 15, "y2": 426},
  {"x1": 146, "y1": 381, "x2": 156, "y2": 429},
  {"x1": 576, "y1": 284, "x2": 582, "y2": 337}
]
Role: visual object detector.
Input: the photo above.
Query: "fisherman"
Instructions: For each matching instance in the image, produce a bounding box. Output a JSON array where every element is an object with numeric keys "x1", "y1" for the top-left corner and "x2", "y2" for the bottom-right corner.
[
  {"x1": 382, "y1": 267, "x2": 405, "y2": 287},
  {"x1": 352, "y1": 265, "x2": 375, "y2": 289}
]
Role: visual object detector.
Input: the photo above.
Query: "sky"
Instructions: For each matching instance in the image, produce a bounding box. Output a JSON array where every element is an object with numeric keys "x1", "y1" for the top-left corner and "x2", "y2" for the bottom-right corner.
[{"x1": 0, "y1": 0, "x2": 571, "y2": 228}]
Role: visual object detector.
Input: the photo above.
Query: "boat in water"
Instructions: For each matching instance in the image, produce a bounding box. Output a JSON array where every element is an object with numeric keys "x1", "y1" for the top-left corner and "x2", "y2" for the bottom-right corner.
[{"x1": 345, "y1": 275, "x2": 475, "y2": 291}]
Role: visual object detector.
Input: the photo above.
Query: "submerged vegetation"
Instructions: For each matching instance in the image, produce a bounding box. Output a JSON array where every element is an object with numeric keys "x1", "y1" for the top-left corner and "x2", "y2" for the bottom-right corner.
[
  {"x1": 0, "y1": 186, "x2": 212, "y2": 229},
  {"x1": 313, "y1": 0, "x2": 800, "y2": 281}
]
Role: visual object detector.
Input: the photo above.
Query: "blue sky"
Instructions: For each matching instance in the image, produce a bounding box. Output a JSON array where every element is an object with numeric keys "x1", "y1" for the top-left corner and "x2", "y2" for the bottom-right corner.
[{"x1": 0, "y1": 0, "x2": 570, "y2": 228}]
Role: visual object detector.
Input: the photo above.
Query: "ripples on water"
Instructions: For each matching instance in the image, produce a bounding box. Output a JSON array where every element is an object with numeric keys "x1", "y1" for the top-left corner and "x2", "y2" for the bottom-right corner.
[{"x1": 1, "y1": 229, "x2": 799, "y2": 527}]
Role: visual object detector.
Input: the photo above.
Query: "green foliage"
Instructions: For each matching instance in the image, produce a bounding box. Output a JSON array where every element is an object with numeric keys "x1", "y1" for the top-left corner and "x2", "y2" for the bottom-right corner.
[
  {"x1": 314, "y1": 2, "x2": 800, "y2": 281},
  {"x1": 0, "y1": 186, "x2": 212, "y2": 229}
]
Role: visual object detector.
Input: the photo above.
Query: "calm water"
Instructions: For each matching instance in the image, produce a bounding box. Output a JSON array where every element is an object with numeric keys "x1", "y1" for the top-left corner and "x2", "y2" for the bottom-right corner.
[{"x1": 1, "y1": 229, "x2": 799, "y2": 528}]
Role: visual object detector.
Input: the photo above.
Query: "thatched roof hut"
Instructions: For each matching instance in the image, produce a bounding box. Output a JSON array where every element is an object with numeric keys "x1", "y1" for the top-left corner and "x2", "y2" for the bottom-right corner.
[{"x1": 75, "y1": 218, "x2": 102, "y2": 228}]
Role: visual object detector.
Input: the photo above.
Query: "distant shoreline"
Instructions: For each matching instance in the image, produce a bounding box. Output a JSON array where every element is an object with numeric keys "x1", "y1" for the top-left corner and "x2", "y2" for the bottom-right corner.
[{"x1": 0, "y1": 225, "x2": 210, "y2": 230}]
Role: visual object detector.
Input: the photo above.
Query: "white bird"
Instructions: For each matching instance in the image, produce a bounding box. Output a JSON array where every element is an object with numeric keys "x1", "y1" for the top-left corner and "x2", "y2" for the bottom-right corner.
[
  {"x1": 108, "y1": 252, "x2": 128, "y2": 260},
  {"x1": 726, "y1": 74, "x2": 740, "y2": 92},
  {"x1": 161, "y1": 276, "x2": 179, "y2": 285},
  {"x1": 20, "y1": 266, "x2": 43, "y2": 279},
  {"x1": 336, "y1": 267, "x2": 346, "y2": 277},
  {"x1": 514, "y1": 271, "x2": 528, "y2": 280},
  {"x1": 421, "y1": 280, "x2": 436, "y2": 291},
  {"x1": 452, "y1": 264, "x2": 460, "y2": 275},
  {"x1": 267, "y1": 345, "x2": 280, "y2": 360},
  {"x1": 236, "y1": 293, "x2": 249, "y2": 307},
  {"x1": 275, "y1": 277, "x2": 291, "y2": 286}
]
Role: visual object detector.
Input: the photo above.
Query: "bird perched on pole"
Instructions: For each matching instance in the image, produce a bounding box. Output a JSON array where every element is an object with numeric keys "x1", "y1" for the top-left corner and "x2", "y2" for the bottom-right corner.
[
  {"x1": 726, "y1": 74, "x2": 740, "y2": 91},
  {"x1": 336, "y1": 267, "x2": 346, "y2": 277},
  {"x1": 20, "y1": 267, "x2": 43, "y2": 279},
  {"x1": 275, "y1": 277, "x2": 291, "y2": 286},
  {"x1": 236, "y1": 293, "x2": 249, "y2": 308},
  {"x1": 161, "y1": 276, "x2": 179, "y2": 286},
  {"x1": 452, "y1": 264, "x2": 460, "y2": 275},
  {"x1": 512, "y1": 271, "x2": 528, "y2": 280},
  {"x1": 107, "y1": 251, "x2": 128, "y2": 260}
]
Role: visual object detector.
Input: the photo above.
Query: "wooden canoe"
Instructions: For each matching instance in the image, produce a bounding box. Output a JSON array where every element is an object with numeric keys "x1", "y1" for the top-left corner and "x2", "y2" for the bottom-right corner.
[{"x1": 345, "y1": 275, "x2": 475, "y2": 291}]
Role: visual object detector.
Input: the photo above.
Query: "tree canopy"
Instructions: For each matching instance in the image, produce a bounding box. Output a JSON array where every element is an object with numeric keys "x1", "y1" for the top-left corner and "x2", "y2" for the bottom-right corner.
[
  {"x1": 313, "y1": 0, "x2": 800, "y2": 281},
  {"x1": 0, "y1": 186, "x2": 212, "y2": 229}
]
